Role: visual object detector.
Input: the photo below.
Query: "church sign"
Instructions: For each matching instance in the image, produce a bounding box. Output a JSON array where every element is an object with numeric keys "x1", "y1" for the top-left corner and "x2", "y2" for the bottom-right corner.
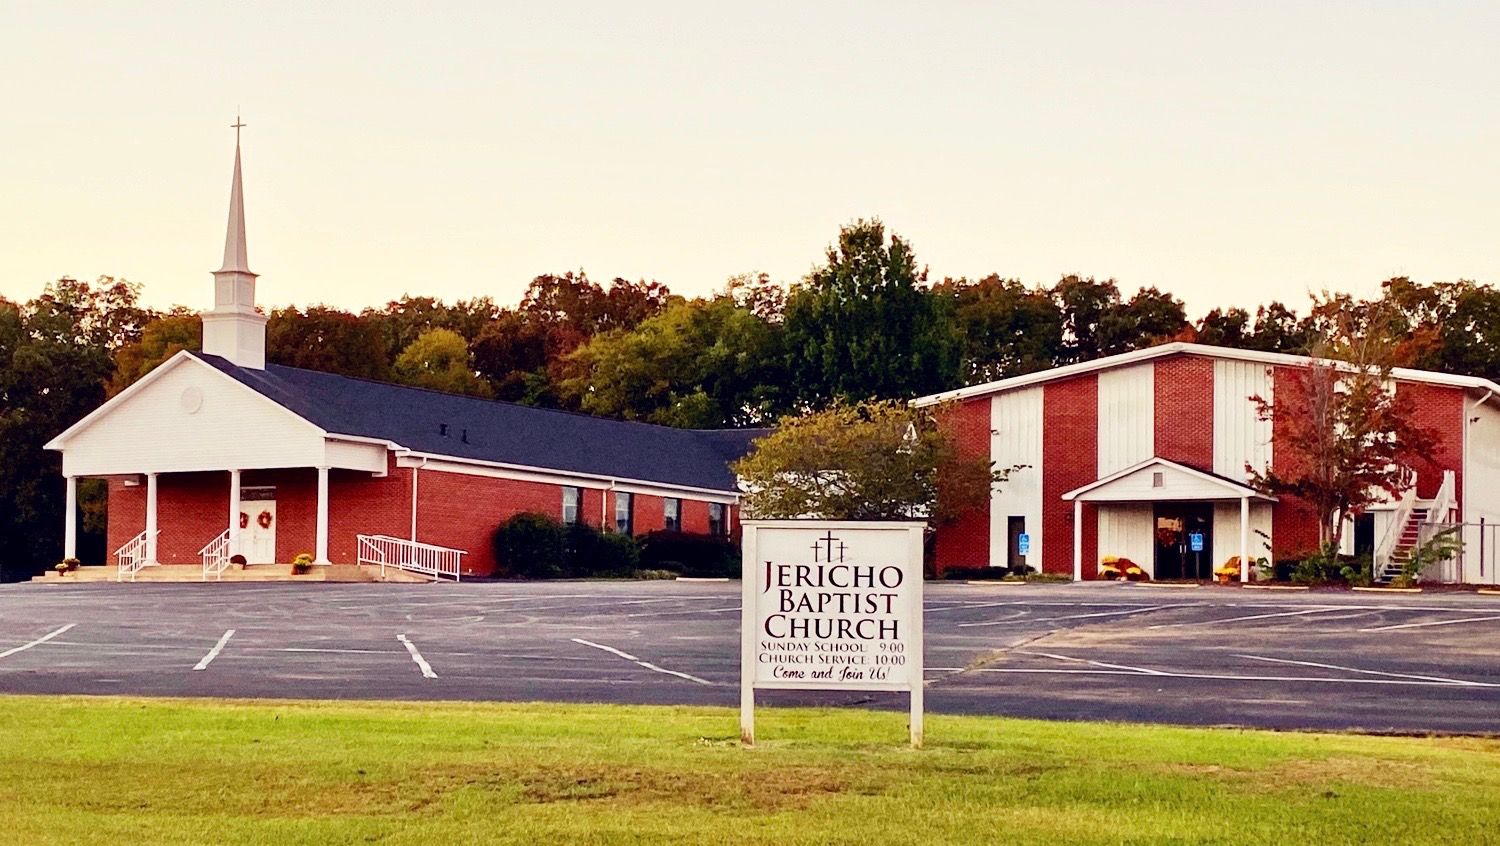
[{"x1": 739, "y1": 520, "x2": 926, "y2": 747}]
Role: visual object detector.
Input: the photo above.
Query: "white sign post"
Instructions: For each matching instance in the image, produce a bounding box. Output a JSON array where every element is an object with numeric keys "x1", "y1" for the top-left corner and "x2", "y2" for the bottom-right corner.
[{"x1": 740, "y1": 519, "x2": 926, "y2": 748}]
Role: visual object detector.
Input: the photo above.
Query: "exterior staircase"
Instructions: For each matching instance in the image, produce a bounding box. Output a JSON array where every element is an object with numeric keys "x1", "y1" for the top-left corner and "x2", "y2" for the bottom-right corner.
[{"x1": 1377, "y1": 505, "x2": 1429, "y2": 584}]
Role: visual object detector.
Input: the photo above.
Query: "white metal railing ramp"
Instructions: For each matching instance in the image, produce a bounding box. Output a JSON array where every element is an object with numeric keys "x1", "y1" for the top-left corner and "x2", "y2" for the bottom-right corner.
[
  {"x1": 356, "y1": 535, "x2": 465, "y2": 581},
  {"x1": 200, "y1": 528, "x2": 232, "y2": 581},
  {"x1": 115, "y1": 530, "x2": 157, "y2": 582}
]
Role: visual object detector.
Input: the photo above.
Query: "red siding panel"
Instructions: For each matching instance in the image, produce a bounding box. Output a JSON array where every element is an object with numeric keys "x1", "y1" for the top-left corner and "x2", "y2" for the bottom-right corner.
[
  {"x1": 1154, "y1": 355, "x2": 1215, "y2": 471},
  {"x1": 1043, "y1": 375, "x2": 1098, "y2": 576},
  {"x1": 1398, "y1": 381, "x2": 1464, "y2": 502},
  {"x1": 933, "y1": 397, "x2": 993, "y2": 574}
]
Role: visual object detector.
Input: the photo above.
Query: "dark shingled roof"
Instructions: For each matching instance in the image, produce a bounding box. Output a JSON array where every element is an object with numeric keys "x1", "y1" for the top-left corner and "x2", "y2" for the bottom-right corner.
[{"x1": 192, "y1": 352, "x2": 767, "y2": 492}]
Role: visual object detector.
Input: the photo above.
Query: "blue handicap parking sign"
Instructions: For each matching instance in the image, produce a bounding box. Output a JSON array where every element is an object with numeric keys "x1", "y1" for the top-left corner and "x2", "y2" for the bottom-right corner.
[
  {"x1": 1189, "y1": 532, "x2": 1204, "y2": 552},
  {"x1": 1018, "y1": 533, "x2": 1031, "y2": 555}
]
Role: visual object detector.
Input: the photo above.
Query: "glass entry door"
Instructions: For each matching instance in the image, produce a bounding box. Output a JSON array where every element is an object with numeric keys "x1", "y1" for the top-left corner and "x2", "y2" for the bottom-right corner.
[{"x1": 1153, "y1": 503, "x2": 1214, "y2": 580}]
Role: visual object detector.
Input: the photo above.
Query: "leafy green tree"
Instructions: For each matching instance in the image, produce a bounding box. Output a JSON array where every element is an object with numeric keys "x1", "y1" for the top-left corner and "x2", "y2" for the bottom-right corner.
[
  {"x1": 783, "y1": 220, "x2": 960, "y2": 404},
  {"x1": 365, "y1": 295, "x2": 502, "y2": 362},
  {"x1": 733, "y1": 400, "x2": 1011, "y2": 524},
  {"x1": 0, "y1": 278, "x2": 136, "y2": 578},
  {"x1": 267, "y1": 305, "x2": 390, "y2": 380},
  {"x1": 937, "y1": 274, "x2": 1063, "y2": 381},
  {"x1": 108, "y1": 309, "x2": 200, "y2": 395},
  {"x1": 559, "y1": 291, "x2": 788, "y2": 428},
  {"x1": 392, "y1": 328, "x2": 492, "y2": 397}
]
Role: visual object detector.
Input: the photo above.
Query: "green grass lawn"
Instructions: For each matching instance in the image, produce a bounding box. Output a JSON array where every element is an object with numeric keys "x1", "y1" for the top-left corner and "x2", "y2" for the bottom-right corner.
[{"x1": 2, "y1": 696, "x2": 1497, "y2": 845}]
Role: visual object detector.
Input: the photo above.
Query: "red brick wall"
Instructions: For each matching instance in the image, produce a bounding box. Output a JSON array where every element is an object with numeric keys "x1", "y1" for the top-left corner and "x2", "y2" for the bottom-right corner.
[
  {"x1": 106, "y1": 479, "x2": 146, "y2": 561},
  {"x1": 1043, "y1": 375, "x2": 1099, "y2": 576},
  {"x1": 1268, "y1": 366, "x2": 1327, "y2": 558},
  {"x1": 1398, "y1": 381, "x2": 1464, "y2": 502},
  {"x1": 415, "y1": 470, "x2": 563, "y2": 576},
  {"x1": 104, "y1": 457, "x2": 744, "y2": 577},
  {"x1": 933, "y1": 397, "x2": 993, "y2": 574},
  {"x1": 634, "y1": 494, "x2": 665, "y2": 534},
  {"x1": 1154, "y1": 355, "x2": 1215, "y2": 471}
]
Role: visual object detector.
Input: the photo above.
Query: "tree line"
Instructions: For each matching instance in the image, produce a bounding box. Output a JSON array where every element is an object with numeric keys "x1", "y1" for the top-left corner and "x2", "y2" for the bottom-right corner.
[{"x1": 4, "y1": 218, "x2": 1499, "y2": 577}]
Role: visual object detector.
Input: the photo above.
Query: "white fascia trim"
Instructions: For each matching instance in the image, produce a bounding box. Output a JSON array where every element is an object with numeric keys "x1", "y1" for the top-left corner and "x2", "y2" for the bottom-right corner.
[
  {"x1": 395, "y1": 452, "x2": 741, "y2": 502},
  {"x1": 45, "y1": 350, "x2": 328, "y2": 450},
  {"x1": 1061, "y1": 456, "x2": 1274, "y2": 502},
  {"x1": 912, "y1": 342, "x2": 1500, "y2": 407}
]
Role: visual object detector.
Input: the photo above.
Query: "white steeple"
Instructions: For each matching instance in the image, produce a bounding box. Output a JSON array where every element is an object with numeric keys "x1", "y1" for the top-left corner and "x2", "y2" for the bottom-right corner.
[{"x1": 201, "y1": 116, "x2": 267, "y2": 369}]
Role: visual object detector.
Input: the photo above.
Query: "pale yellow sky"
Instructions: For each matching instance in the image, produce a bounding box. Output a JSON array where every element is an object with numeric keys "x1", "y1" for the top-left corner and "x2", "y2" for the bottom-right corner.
[{"x1": 2, "y1": 1, "x2": 1496, "y2": 317}]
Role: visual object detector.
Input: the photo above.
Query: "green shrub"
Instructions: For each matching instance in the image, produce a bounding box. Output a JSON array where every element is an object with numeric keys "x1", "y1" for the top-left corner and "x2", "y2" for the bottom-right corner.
[
  {"x1": 564, "y1": 523, "x2": 639, "y2": 578},
  {"x1": 492, "y1": 513, "x2": 566, "y2": 579},
  {"x1": 638, "y1": 531, "x2": 740, "y2": 578}
]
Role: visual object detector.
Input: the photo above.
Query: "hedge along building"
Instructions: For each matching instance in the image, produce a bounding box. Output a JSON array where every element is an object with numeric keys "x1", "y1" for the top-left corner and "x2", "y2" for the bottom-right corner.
[
  {"x1": 45, "y1": 133, "x2": 762, "y2": 579},
  {"x1": 918, "y1": 343, "x2": 1500, "y2": 585}
]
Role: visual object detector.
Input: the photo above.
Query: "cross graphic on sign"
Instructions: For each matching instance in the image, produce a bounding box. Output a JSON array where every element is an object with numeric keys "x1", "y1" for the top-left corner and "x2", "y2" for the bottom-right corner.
[{"x1": 810, "y1": 531, "x2": 844, "y2": 563}]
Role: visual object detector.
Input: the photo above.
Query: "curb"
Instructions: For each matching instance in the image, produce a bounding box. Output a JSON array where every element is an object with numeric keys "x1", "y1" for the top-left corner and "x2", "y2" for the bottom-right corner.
[
  {"x1": 1242, "y1": 584, "x2": 1310, "y2": 591},
  {"x1": 675, "y1": 577, "x2": 731, "y2": 583},
  {"x1": 1352, "y1": 586, "x2": 1422, "y2": 593},
  {"x1": 1135, "y1": 582, "x2": 1201, "y2": 589},
  {"x1": 964, "y1": 580, "x2": 1027, "y2": 586},
  {"x1": 1477, "y1": 589, "x2": 1500, "y2": 596}
]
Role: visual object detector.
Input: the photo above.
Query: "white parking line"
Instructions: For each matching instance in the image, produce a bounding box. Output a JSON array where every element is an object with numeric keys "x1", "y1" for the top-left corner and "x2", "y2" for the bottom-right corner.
[
  {"x1": 192, "y1": 629, "x2": 236, "y2": 671},
  {"x1": 970, "y1": 667, "x2": 1500, "y2": 688},
  {"x1": 960, "y1": 600, "x2": 1182, "y2": 627},
  {"x1": 396, "y1": 634, "x2": 437, "y2": 679},
  {"x1": 1360, "y1": 615, "x2": 1500, "y2": 632},
  {"x1": 1235, "y1": 653, "x2": 1485, "y2": 687},
  {"x1": 1147, "y1": 607, "x2": 1341, "y2": 629},
  {"x1": 0, "y1": 624, "x2": 75, "y2": 659},
  {"x1": 571, "y1": 637, "x2": 712, "y2": 686}
]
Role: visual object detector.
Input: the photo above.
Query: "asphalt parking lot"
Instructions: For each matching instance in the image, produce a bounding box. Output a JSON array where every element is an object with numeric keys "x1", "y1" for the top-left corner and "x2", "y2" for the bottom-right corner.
[{"x1": 2, "y1": 580, "x2": 1498, "y2": 734}]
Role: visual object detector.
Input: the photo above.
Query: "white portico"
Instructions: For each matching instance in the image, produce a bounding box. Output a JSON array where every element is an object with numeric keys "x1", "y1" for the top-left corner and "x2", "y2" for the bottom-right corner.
[{"x1": 1062, "y1": 457, "x2": 1276, "y2": 582}]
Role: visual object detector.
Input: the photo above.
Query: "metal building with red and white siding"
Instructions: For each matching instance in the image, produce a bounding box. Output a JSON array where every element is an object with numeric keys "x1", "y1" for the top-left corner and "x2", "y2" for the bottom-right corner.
[{"x1": 920, "y1": 344, "x2": 1500, "y2": 585}]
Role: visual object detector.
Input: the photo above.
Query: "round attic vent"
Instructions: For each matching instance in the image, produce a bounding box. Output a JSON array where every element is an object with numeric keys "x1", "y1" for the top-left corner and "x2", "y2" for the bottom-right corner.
[{"x1": 179, "y1": 386, "x2": 204, "y2": 414}]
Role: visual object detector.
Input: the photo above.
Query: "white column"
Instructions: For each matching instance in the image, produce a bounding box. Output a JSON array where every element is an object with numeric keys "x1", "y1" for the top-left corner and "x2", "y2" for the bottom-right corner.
[
  {"x1": 315, "y1": 465, "x2": 331, "y2": 564},
  {"x1": 63, "y1": 476, "x2": 78, "y2": 561},
  {"x1": 228, "y1": 469, "x2": 241, "y2": 554},
  {"x1": 144, "y1": 472, "x2": 159, "y2": 564},
  {"x1": 1239, "y1": 495, "x2": 1251, "y2": 583},
  {"x1": 1072, "y1": 499, "x2": 1083, "y2": 581}
]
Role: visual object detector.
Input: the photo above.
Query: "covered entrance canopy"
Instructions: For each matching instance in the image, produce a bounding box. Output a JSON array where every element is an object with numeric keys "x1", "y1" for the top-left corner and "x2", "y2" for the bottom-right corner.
[{"x1": 1061, "y1": 457, "x2": 1276, "y2": 581}]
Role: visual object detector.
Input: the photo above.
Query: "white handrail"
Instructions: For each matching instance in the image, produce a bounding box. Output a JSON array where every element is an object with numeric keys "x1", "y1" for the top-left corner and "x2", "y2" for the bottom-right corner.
[
  {"x1": 199, "y1": 528, "x2": 232, "y2": 581},
  {"x1": 1374, "y1": 488, "x2": 1414, "y2": 574},
  {"x1": 356, "y1": 534, "x2": 465, "y2": 581},
  {"x1": 115, "y1": 530, "x2": 155, "y2": 582}
]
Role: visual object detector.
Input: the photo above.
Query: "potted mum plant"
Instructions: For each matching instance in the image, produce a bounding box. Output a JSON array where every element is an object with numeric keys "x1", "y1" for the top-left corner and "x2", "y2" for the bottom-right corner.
[{"x1": 291, "y1": 553, "x2": 315, "y2": 575}]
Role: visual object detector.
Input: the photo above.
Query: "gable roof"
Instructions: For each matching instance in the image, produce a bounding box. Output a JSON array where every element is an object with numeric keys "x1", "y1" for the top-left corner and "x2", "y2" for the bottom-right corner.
[
  {"x1": 1061, "y1": 457, "x2": 1274, "y2": 503},
  {"x1": 192, "y1": 352, "x2": 767, "y2": 492},
  {"x1": 912, "y1": 342, "x2": 1500, "y2": 407}
]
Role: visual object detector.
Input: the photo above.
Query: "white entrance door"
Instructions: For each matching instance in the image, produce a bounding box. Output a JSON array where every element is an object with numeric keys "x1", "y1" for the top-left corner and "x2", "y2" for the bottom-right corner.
[{"x1": 239, "y1": 500, "x2": 277, "y2": 564}]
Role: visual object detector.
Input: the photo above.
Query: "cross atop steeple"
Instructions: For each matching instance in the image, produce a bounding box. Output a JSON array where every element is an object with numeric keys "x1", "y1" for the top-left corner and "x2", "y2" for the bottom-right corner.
[{"x1": 231, "y1": 114, "x2": 245, "y2": 146}]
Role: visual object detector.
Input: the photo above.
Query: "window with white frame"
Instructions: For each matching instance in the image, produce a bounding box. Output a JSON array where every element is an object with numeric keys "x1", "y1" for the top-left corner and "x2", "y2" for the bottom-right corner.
[
  {"x1": 663, "y1": 497, "x2": 681, "y2": 532},
  {"x1": 614, "y1": 491, "x2": 634, "y2": 535},
  {"x1": 561, "y1": 486, "x2": 582, "y2": 525},
  {"x1": 708, "y1": 502, "x2": 727, "y2": 537}
]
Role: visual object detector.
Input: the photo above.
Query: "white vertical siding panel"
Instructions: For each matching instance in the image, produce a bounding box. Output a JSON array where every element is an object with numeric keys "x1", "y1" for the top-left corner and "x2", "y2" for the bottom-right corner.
[
  {"x1": 989, "y1": 387, "x2": 1044, "y2": 568},
  {"x1": 1462, "y1": 401, "x2": 1500, "y2": 584},
  {"x1": 1097, "y1": 504, "x2": 1155, "y2": 577},
  {"x1": 1096, "y1": 364, "x2": 1155, "y2": 475},
  {"x1": 1211, "y1": 502, "x2": 1274, "y2": 569},
  {"x1": 1213, "y1": 360, "x2": 1273, "y2": 481}
]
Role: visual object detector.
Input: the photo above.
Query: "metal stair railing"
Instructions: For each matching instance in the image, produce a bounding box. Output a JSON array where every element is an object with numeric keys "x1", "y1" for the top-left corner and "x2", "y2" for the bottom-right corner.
[
  {"x1": 356, "y1": 534, "x2": 465, "y2": 581},
  {"x1": 199, "y1": 528, "x2": 233, "y2": 581},
  {"x1": 115, "y1": 530, "x2": 155, "y2": 582}
]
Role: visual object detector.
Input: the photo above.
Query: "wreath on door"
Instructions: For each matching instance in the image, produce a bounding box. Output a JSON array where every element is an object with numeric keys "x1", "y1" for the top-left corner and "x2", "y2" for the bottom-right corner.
[
  {"x1": 257, "y1": 510, "x2": 273, "y2": 529},
  {"x1": 239, "y1": 512, "x2": 249, "y2": 529}
]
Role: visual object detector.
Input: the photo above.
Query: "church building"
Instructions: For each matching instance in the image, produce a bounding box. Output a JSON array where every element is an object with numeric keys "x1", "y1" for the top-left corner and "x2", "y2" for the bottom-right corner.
[
  {"x1": 46, "y1": 134, "x2": 761, "y2": 580},
  {"x1": 921, "y1": 342, "x2": 1500, "y2": 586}
]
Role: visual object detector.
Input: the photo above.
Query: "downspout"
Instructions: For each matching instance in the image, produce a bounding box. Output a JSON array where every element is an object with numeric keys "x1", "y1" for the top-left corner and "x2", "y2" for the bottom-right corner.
[{"x1": 411, "y1": 456, "x2": 428, "y2": 542}]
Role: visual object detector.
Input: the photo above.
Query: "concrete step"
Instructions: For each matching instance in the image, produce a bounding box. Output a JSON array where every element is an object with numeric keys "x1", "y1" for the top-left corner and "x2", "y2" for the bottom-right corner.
[{"x1": 37, "y1": 564, "x2": 433, "y2": 584}]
